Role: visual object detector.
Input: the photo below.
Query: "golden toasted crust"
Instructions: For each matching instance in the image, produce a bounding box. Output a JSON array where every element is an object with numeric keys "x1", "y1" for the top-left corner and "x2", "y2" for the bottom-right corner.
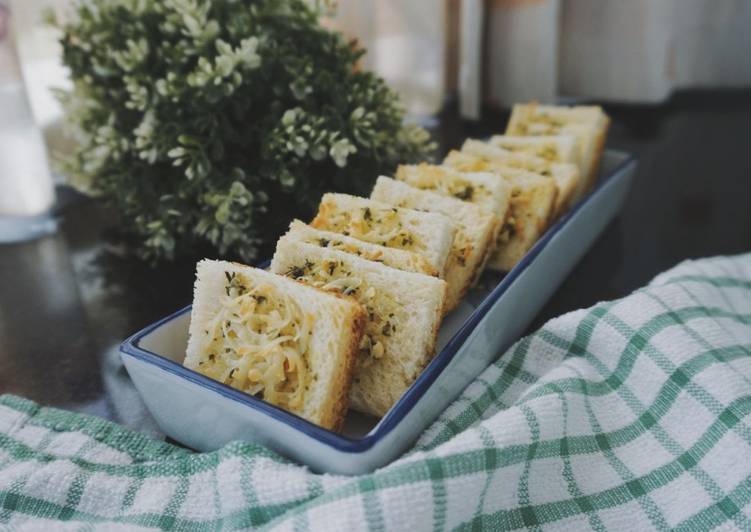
[
  {"x1": 549, "y1": 164, "x2": 578, "y2": 218},
  {"x1": 318, "y1": 302, "x2": 366, "y2": 431},
  {"x1": 287, "y1": 220, "x2": 439, "y2": 278},
  {"x1": 489, "y1": 178, "x2": 557, "y2": 271},
  {"x1": 584, "y1": 116, "x2": 610, "y2": 194},
  {"x1": 419, "y1": 280, "x2": 446, "y2": 386},
  {"x1": 310, "y1": 199, "x2": 334, "y2": 229},
  {"x1": 468, "y1": 214, "x2": 503, "y2": 287}
]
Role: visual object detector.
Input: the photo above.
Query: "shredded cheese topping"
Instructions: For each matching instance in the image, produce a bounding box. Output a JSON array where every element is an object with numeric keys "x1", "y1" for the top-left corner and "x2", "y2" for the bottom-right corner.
[
  {"x1": 496, "y1": 142, "x2": 559, "y2": 162},
  {"x1": 497, "y1": 189, "x2": 529, "y2": 245},
  {"x1": 445, "y1": 151, "x2": 553, "y2": 177},
  {"x1": 392, "y1": 198, "x2": 473, "y2": 269},
  {"x1": 514, "y1": 113, "x2": 565, "y2": 135},
  {"x1": 396, "y1": 165, "x2": 490, "y2": 204},
  {"x1": 313, "y1": 201, "x2": 421, "y2": 252},
  {"x1": 511, "y1": 114, "x2": 592, "y2": 162},
  {"x1": 444, "y1": 153, "x2": 534, "y2": 247},
  {"x1": 283, "y1": 258, "x2": 398, "y2": 367},
  {"x1": 304, "y1": 235, "x2": 383, "y2": 263},
  {"x1": 196, "y1": 272, "x2": 311, "y2": 410}
]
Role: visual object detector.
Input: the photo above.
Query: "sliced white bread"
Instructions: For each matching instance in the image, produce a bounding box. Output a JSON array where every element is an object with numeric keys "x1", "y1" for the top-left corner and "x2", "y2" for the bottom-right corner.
[
  {"x1": 185, "y1": 260, "x2": 366, "y2": 431},
  {"x1": 489, "y1": 171, "x2": 557, "y2": 272},
  {"x1": 448, "y1": 145, "x2": 577, "y2": 218},
  {"x1": 443, "y1": 151, "x2": 557, "y2": 272},
  {"x1": 488, "y1": 135, "x2": 578, "y2": 166},
  {"x1": 505, "y1": 103, "x2": 610, "y2": 196},
  {"x1": 311, "y1": 193, "x2": 456, "y2": 278},
  {"x1": 271, "y1": 237, "x2": 447, "y2": 418},
  {"x1": 370, "y1": 176, "x2": 500, "y2": 311},
  {"x1": 395, "y1": 163, "x2": 511, "y2": 219},
  {"x1": 286, "y1": 219, "x2": 438, "y2": 277}
]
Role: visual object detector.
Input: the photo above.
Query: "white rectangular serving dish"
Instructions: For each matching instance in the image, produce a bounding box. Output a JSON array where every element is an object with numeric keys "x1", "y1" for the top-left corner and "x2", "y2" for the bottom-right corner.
[{"x1": 120, "y1": 149, "x2": 637, "y2": 475}]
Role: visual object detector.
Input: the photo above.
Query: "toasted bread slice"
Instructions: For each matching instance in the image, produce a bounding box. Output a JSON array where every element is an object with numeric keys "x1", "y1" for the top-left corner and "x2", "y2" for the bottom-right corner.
[
  {"x1": 271, "y1": 237, "x2": 446, "y2": 417},
  {"x1": 285, "y1": 220, "x2": 438, "y2": 277},
  {"x1": 311, "y1": 193, "x2": 456, "y2": 278},
  {"x1": 451, "y1": 142, "x2": 578, "y2": 217},
  {"x1": 488, "y1": 135, "x2": 578, "y2": 166},
  {"x1": 185, "y1": 260, "x2": 366, "y2": 431},
  {"x1": 444, "y1": 151, "x2": 557, "y2": 272},
  {"x1": 371, "y1": 176, "x2": 500, "y2": 310},
  {"x1": 505, "y1": 103, "x2": 610, "y2": 196},
  {"x1": 489, "y1": 171, "x2": 557, "y2": 271},
  {"x1": 395, "y1": 163, "x2": 511, "y2": 219}
]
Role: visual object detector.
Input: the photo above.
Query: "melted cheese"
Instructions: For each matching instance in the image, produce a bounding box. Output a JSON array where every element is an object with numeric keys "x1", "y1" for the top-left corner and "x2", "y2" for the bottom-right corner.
[
  {"x1": 396, "y1": 164, "x2": 490, "y2": 204},
  {"x1": 313, "y1": 201, "x2": 422, "y2": 252},
  {"x1": 494, "y1": 142, "x2": 559, "y2": 162},
  {"x1": 196, "y1": 272, "x2": 311, "y2": 410},
  {"x1": 445, "y1": 150, "x2": 552, "y2": 176},
  {"x1": 513, "y1": 112, "x2": 566, "y2": 135},
  {"x1": 510, "y1": 114, "x2": 591, "y2": 163},
  {"x1": 444, "y1": 152, "x2": 537, "y2": 247},
  {"x1": 283, "y1": 258, "x2": 398, "y2": 367},
  {"x1": 303, "y1": 235, "x2": 384, "y2": 263},
  {"x1": 391, "y1": 197, "x2": 473, "y2": 269}
]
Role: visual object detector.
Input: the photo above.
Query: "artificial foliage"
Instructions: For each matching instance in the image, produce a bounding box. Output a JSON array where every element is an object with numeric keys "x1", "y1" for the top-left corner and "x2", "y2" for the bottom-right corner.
[{"x1": 53, "y1": 0, "x2": 434, "y2": 262}]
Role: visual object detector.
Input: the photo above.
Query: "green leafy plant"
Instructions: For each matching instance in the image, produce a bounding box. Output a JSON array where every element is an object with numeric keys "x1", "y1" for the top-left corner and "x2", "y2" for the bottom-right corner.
[{"x1": 53, "y1": 0, "x2": 434, "y2": 263}]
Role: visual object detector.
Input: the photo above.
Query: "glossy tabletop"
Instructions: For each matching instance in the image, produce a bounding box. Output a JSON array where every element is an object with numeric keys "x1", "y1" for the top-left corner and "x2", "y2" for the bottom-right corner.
[{"x1": 1, "y1": 90, "x2": 750, "y2": 428}]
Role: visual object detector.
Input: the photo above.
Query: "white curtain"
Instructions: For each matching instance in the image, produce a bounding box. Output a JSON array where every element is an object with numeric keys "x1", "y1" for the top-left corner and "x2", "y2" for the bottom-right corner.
[
  {"x1": 483, "y1": 0, "x2": 751, "y2": 108},
  {"x1": 7, "y1": 0, "x2": 751, "y2": 124},
  {"x1": 327, "y1": 0, "x2": 448, "y2": 117},
  {"x1": 333, "y1": 0, "x2": 751, "y2": 116}
]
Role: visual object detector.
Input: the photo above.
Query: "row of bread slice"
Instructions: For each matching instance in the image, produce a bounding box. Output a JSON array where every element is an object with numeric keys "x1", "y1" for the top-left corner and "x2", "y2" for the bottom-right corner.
[
  {"x1": 183, "y1": 103, "x2": 610, "y2": 430},
  {"x1": 267, "y1": 186, "x2": 493, "y2": 417},
  {"x1": 443, "y1": 102, "x2": 610, "y2": 270}
]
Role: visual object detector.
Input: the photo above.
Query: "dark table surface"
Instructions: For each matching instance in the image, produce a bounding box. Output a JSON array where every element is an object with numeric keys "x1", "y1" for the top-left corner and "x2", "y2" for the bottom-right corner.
[{"x1": 1, "y1": 89, "x2": 750, "y2": 428}]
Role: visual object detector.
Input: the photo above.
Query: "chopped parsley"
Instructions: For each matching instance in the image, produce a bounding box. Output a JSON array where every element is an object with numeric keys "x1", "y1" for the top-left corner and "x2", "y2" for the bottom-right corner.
[
  {"x1": 286, "y1": 265, "x2": 306, "y2": 278},
  {"x1": 453, "y1": 185, "x2": 474, "y2": 200},
  {"x1": 286, "y1": 260, "x2": 314, "y2": 279}
]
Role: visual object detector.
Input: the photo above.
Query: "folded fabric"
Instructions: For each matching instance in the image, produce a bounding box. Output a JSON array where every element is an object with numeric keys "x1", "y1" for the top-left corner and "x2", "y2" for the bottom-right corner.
[{"x1": 1, "y1": 253, "x2": 750, "y2": 531}]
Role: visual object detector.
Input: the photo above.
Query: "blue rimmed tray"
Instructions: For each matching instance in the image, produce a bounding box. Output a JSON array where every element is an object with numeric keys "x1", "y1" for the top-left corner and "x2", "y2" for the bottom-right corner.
[{"x1": 120, "y1": 149, "x2": 637, "y2": 475}]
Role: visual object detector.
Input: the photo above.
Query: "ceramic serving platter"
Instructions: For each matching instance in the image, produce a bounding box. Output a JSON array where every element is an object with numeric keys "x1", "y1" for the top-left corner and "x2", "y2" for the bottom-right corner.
[{"x1": 120, "y1": 149, "x2": 637, "y2": 475}]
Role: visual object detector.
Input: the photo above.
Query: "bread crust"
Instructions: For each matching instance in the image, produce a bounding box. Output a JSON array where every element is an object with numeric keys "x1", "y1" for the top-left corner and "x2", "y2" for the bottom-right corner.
[
  {"x1": 422, "y1": 280, "x2": 446, "y2": 378},
  {"x1": 317, "y1": 302, "x2": 366, "y2": 431},
  {"x1": 468, "y1": 214, "x2": 503, "y2": 286},
  {"x1": 584, "y1": 115, "x2": 610, "y2": 194},
  {"x1": 271, "y1": 238, "x2": 447, "y2": 418},
  {"x1": 186, "y1": 260, "x2": 366, "y2": 431},
  {"x1": 487, "y1": 176, "x2": 557, "y2": 272}
]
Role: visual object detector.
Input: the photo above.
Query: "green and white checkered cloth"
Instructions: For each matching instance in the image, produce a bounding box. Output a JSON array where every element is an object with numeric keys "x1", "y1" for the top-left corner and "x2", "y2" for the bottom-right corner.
[{"x1": 2, "y1": 253, "x2": 751, "y2": 531}]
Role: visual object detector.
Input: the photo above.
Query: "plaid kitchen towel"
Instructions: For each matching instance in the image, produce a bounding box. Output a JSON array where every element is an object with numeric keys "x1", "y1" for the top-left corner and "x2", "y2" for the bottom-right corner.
[{"x1": 1, "y1": 253, "x2": 750, "y2": 531}]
